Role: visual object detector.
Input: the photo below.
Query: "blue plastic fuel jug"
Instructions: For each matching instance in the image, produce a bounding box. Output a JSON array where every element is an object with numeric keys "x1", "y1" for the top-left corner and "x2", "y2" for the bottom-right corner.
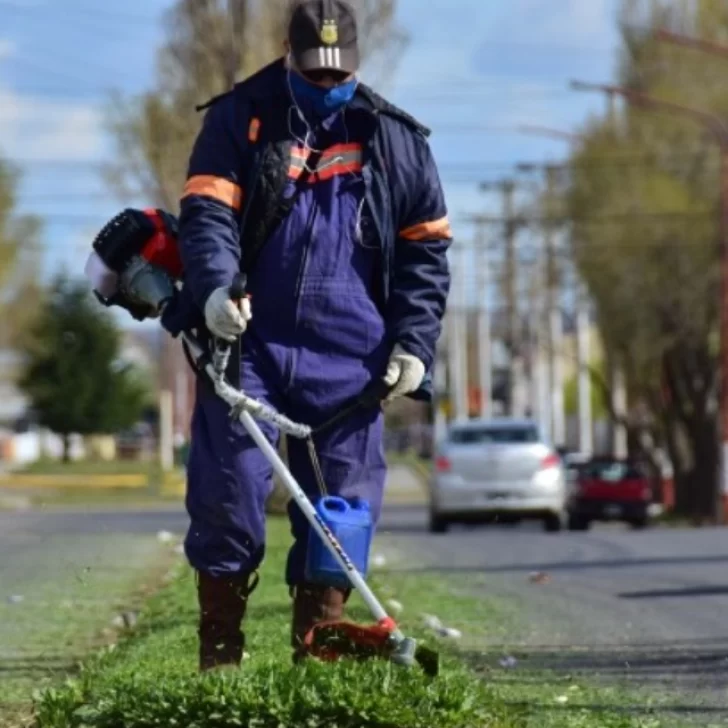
[{"x1": 304, "y1": 495, "x2": 373, "y2": 589}]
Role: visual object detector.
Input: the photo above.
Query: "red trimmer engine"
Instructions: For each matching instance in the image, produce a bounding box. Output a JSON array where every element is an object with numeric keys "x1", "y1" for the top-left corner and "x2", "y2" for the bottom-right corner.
[{"x1": 85, "y1": 208, "x2": 182, "y2": 321}]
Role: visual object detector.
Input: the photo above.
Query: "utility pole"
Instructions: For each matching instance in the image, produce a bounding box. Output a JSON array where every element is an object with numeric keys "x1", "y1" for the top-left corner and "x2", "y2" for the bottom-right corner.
[
  {"x1": 529, "y1": 299, "x2": 550, "y2": 439},
  {"x1": 433, "y1": 347, "x2": 448, "y2": 444},
  {"x1": 480, "y1": 178, "x2": 523, "y2": 416},
  {"x1": 604, "y1": 88, "x2": 627, "y2": 459},
  {"x1": 515, "y1": 163, "x2": 566, "y2": 445},
  {"x1": 475, "y1": 222, "x2": 492, "y2": 418},
  {"x1": 545, "y1": 165, "x2": 565, "y2": 448},
  {"x1": 448, "y1": 244, "x2": 469, "y2": 422},
  {"x1": 576, "y1": 284, "x2": 593, "y2": 455}
]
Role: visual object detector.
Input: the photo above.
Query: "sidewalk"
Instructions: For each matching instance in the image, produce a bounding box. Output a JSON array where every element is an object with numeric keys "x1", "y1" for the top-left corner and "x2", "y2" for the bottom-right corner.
[{"x1": 383, "y1": 463, "x2": 428, "y2": 506}]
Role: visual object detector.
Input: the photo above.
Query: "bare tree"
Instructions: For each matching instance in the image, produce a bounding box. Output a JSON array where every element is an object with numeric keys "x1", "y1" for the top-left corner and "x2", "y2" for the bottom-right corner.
[{"x1": 104, "y1": 0, "x2": 407, "y2": 210}]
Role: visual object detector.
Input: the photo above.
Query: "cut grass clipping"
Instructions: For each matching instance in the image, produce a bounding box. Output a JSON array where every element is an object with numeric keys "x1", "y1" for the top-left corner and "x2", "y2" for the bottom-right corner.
[{"x1": 34, "y1": 517, "x2": 657, "y2": 728}]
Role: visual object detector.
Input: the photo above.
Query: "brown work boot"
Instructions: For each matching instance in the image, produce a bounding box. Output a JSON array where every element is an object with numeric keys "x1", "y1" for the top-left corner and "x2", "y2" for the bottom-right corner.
[
  {"x1": 196, "y1": 570, "x2": 259, "y2": 671},
  {"x1": 290, "y1": 582, "x2": 351, "y2": 663}
]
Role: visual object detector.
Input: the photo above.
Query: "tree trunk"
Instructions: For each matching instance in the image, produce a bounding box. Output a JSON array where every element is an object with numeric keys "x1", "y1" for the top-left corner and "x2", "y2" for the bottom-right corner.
[
  {"x1": 686, "y1": 416, "x2": 719, "y2": 524},
  {"x1": 672, "y1": 415, "x2": 718, "y2": 523},
  {"x1": 62, "y1": 434, "x2": 71, "y2": 463},
  {"x1": 673, "y1": 470, "x2": 691, "y2": 518}
]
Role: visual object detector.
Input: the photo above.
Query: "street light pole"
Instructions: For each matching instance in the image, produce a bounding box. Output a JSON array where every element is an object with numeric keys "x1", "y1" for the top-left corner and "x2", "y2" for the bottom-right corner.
[
  {"x1": 480, "y1": 179, "x2": 521, "y2": 416},
  {"x1": 448, "y1": 243, "x2": 469, "y2": 422},
  {"x1": 474, "y1": 220, "x2": 493, "y2": 418},
  {"x1": 516, "y1": 127, "x2": 596, "y2": 453},
  {"x1": 517, "y1": 162, "x2": 566, "y2": 448},
  {"x1": 571, "y1": 79, "x2": 728, "y2": 522}
]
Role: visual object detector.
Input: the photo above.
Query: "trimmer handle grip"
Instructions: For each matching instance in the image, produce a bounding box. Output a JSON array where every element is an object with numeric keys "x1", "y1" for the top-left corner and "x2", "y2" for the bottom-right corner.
[
  {"x1": 228, "y1": 272, "x2": 248, "y2": 302},
  {"x1": 212, "y1": 273, "x2": 248, "y2": 373}
]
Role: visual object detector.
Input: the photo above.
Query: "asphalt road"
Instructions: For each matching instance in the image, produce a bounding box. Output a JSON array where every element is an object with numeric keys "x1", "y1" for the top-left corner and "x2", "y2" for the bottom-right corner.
[
  {"x1": 5, "y1": 473, "x2": 728, "y2": 723},
  {"x1": 376, "y1": 505, "x2": 728, "y2": 724},
  {"x1": 0, "y1": 505, "x2": 190, "y2": 716}
]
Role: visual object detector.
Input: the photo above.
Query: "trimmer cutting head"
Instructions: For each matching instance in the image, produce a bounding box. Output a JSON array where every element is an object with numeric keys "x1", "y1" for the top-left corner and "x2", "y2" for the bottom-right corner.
[{"x1": 303, "y1": 619, "x2": 439, "y2": 677}]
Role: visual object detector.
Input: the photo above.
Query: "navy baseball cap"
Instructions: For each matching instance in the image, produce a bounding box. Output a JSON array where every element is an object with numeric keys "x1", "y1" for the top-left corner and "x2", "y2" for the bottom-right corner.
[{"x1": 288, "y1": 0, "x2": 360, "y2": 75}]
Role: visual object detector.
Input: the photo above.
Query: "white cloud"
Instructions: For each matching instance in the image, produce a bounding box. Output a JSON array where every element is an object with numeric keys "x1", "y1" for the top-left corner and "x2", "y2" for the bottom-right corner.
[
  {"x1": 487, "y1": 0, "x2": 616, "y2": 47},
  {"x1": 560, "y1": 0, "x2": 615, "y2": 44},
  {"x1": 0, "y1": 40, "x2": 16, "y2": 61},
  {"x1": 0, "y1": 86, "x2": 105, "y2": 162}
]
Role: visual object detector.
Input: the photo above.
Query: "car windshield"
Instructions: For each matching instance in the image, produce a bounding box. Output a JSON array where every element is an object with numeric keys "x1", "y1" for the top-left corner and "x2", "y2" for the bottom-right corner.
[
  {"x1": 448, "y1": 425, "x2": 540, "y2": 444},
  {"x1": 581, "y1": 461, "x2": 645, "y2": 481}
]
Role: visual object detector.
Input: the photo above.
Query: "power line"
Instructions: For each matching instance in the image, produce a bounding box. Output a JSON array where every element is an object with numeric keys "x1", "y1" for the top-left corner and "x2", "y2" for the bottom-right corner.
[
  {"x1": 8, "y1": 150, "x2": 725, "y2": 171},
  {"x1": 462, "y1": 210, "x2": 715, "y2": 225}
]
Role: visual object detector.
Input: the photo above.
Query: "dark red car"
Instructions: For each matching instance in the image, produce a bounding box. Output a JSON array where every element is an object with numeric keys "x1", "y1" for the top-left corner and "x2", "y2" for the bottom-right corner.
[{"x1": 565, "y1": 456, "x2": 653, "y2": 531}]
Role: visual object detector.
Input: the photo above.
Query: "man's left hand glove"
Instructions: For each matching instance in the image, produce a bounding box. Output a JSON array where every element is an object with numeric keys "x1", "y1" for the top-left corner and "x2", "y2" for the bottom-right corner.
[{"x1": 382, "y1": 344, "x2": 426, "y2": 402}]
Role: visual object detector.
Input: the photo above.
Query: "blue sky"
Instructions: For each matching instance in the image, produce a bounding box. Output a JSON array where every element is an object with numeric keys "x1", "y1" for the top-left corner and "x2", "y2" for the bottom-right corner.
[{"x1": 0, "y1": 0, "x2": 621, "y2": 312}]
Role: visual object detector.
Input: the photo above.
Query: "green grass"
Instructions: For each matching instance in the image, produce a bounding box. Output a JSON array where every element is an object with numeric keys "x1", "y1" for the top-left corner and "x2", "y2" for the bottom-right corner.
[
  {"x1": 30, "y1": 518, "x2": 662, "y2": 728},
  {"x1": 0, "y1": 532, "x2": 178, "y2": 727}
]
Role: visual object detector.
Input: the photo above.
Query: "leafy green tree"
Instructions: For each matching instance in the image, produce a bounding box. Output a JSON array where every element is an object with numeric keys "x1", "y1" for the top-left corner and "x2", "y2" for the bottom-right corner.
[
  {"x1": 558, "y1": 0, "x2": 728, "y2": 519},
  {"x1": 0, "y1": 156, "x2": 42, "y2": 348},
  {"x1": 18, "y1": 276, "x2": 151, "y2": 462},
  {"x1": 563, "y1": 359, "x2": 610, "y2": 420}
]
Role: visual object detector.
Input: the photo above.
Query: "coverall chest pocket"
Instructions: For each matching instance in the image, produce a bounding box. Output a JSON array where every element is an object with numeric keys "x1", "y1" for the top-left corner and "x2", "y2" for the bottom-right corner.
[{"x1": 295, "y1": 173, "x2": 386, "y2": 360}]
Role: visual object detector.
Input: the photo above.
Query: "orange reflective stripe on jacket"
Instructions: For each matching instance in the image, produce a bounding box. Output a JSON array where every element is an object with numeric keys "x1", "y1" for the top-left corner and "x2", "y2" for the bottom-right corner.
[
  {"x1": 288, "y1": 143, "x2": 363, "y2": 182},
  {"x1": 399, "y1": 216, "x2": 453, "y2": 242},
  {"x1": 182, "y1": 175, "x2": 243, "y2": 211}
]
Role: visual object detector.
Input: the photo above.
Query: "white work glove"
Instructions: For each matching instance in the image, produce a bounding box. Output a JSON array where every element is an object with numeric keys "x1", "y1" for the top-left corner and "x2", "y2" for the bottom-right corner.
[
  {"x1": 382, "y1": 344, "x2": 426, "y2": 402},
  {"x1": 203, "y1": 286, "x2": 252, "y2": 341}
]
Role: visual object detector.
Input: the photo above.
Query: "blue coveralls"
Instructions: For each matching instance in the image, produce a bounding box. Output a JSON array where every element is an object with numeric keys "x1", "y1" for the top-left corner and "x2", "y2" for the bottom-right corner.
[
  {"x1": 175, "y1": 59, "x2": 452, "y2": 586},
  {"x1": 185, "y1": 99, "x2": 388, "y2": 585}
]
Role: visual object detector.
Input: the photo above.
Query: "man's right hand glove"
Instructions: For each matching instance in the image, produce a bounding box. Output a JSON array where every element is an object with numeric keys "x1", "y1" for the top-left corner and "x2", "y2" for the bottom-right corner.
[{"x1": 203, "y1": 286, "x2": 252, "y2": 341}]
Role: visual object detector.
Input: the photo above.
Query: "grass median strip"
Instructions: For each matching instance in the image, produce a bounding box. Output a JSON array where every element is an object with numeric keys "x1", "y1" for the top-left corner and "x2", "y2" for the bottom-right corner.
[
  {"x1": 0, "y1": 532, "x2": 178, "y2": 727},
  {"x1": 33, "y1": 517, "x2": 661, "y2": 728}
]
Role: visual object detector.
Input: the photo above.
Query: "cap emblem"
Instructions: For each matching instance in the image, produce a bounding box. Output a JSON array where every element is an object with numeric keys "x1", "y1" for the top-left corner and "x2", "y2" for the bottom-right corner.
[{"x1": 321, "y1": 19, "x2": 338, "y2": 45}]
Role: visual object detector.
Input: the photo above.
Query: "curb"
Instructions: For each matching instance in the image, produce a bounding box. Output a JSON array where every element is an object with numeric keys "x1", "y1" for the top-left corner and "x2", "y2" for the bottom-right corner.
[
  {"x1": 0, "y1": 474, "x2": 149, "y2": 489},
  {"x1": 0, "y1": 471, "x2": 186, "y2": 491}
]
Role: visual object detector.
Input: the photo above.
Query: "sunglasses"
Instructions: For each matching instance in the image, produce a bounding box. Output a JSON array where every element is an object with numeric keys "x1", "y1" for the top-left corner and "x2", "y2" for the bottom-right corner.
[{"x1": 302, "y1": 68, "x2": 352, "y2": 84}]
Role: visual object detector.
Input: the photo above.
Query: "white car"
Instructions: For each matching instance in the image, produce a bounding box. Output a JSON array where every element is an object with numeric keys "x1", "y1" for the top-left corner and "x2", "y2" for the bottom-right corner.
[{"x1": 427, "y1": 418, "x2": 568, "y2": 533}]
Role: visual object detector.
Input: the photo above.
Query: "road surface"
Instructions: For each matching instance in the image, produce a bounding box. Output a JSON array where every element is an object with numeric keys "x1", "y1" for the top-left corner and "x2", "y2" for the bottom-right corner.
[
  {"x1": 376, "y1": 505, "x2": 728, "y2": 724},
  {"x1": 5, "y1": 468, "x2": 728, "y2": 723}
]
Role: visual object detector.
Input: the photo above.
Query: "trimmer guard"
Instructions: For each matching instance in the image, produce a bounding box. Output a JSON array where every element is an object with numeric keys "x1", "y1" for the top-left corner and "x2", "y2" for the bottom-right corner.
[{"x1": 303, "y1": 617, "x2": 399, "y2": 662}]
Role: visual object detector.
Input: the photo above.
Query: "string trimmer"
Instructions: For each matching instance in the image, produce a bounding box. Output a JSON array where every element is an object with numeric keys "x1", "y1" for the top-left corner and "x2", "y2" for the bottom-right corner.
[
  {"x1": 84, "y1": 208, "x2": 438, "y2": 676},
  {"x1": 181, "y1": 275, "x2": 439, "y2": 677}
]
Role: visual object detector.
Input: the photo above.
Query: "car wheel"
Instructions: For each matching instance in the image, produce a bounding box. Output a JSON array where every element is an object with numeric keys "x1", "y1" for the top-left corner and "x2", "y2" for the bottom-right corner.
[
  {"x1": 543, "y1": 512, "x2": 566, "y2": 533},
  {"x1": 429, "y1": 513, "x2": 449, "y2": 534},
  {"x1": 568, "y1": 514, "x2": 591, "y2": 531}
]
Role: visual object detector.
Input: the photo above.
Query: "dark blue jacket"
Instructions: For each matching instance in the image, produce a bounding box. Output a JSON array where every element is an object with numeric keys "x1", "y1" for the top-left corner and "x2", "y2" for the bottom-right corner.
[{"x1": 175, "y1": 59, "x2": 452, "y2": 400}]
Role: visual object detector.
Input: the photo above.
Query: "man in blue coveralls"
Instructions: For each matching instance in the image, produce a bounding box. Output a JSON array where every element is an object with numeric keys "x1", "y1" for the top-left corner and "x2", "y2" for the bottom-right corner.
[{"x1": 178, "y1": 0, "x2": 452, "y2": 670}]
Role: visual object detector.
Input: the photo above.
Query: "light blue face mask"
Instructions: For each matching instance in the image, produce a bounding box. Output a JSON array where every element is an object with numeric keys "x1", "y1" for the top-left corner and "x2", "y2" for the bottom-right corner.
[{"x1": 288, "y1": 68, "x2": 358, "y2": 119}]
